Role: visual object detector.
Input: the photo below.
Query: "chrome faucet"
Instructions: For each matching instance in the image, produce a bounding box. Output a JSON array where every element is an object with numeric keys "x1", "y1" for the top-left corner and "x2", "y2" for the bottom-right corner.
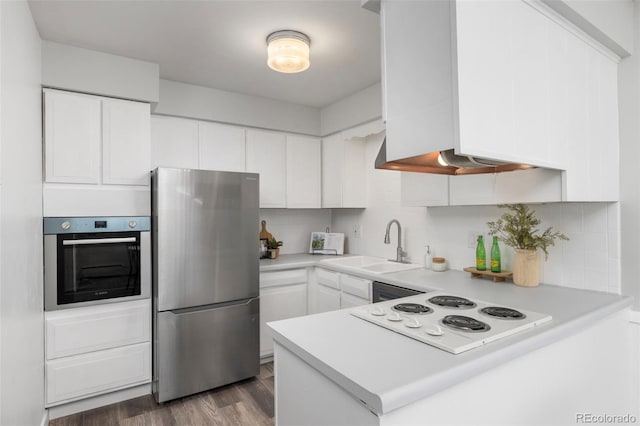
[{"x1": 384, "y1": 219, "x2": 407, "y2": 263}]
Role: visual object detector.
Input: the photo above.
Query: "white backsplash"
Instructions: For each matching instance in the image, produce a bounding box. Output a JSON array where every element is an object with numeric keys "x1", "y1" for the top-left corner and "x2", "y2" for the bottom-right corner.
[
  {"x1": 259, "y1": 209, "x2": 332, "y2": 255},
  {"x1": 333, "y1": 202, "x2": 620, "y2": 294}
]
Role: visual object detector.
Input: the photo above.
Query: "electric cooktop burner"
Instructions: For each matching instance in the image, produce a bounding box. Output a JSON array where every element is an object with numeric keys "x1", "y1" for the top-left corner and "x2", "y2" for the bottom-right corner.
[
  {"x1": 480, "y1": 306, "x2": 526, "y2": 320},
  {"x1": 441, "y1": 315, "x2": 491, "y2": 332},
  {"x1": 428, "y1": 295, "x2": 477, "y2": 309},
  {"x1": 393, "y1": 303, "x2": 433, "y2": 314},
  {"x1": 349, "y1": 291, "x2": 553, "y2": 354}
]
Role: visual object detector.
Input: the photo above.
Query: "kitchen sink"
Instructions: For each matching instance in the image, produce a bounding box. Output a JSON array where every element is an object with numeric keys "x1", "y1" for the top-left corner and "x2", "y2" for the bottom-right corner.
[
  {"x1": 319, "y1": 256, "x2": 386, "y2": 268},
  {"x1": 358, "y1": 262, "x2": 422, "y2": 274},
  {"x1": 320, "y1": 255, "x2": 422, "y2": 274}
]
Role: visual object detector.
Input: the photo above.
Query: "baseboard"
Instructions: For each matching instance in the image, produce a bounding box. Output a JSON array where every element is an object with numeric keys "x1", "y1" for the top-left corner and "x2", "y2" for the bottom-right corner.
[
  {"x1": 630, "y1": 310, "x2": 640, "y2": 324},
  {"x1": 40, "y1": 410, "x2": 49, "y2": 426},
  {"x1": 47, "y1": 383, "x2": 151, "y2": 420},
  {"x1": 260, "y1": 355, "x2": 274, "y2": 364}
]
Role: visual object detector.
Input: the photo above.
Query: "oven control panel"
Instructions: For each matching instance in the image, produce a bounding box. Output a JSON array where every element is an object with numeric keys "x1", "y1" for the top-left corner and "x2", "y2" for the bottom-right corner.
[{"x1": 44, "y1": 216, "x2": 151, "y2": 234}]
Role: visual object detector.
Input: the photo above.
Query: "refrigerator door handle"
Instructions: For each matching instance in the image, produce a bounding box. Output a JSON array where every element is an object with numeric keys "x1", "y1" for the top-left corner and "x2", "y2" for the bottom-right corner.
[{"x1": 166, "y1": 297, "x2": 259, "y2": 315}]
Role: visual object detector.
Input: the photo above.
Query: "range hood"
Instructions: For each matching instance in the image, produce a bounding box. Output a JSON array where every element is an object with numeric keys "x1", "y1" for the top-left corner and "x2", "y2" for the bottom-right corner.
[
  {"x1": 375, "y1": 0, "x2": 536, "y2": 176},
  {"x1": 375, "y1": 139, "x2": 534, "y2": 176}
]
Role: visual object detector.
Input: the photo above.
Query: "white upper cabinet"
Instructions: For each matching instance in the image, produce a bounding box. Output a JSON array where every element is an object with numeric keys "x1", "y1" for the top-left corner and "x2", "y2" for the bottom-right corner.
[
  {"x1": 322, "y1": 133, "x2": 366, "y2": 208},
  {"x1": 150, "y1": 116, "x2": 199, "y2": 170},
  {"x1": 246, "y1": 129, "x2": 287, "y2": 208},
  {"x1": 44, "y1": 90, "x2": 101, "y2": 184},
  {"x1": 198, "y1": 122, "x2": 246, "y2": 172},
  {"x1": 102, "y1": 98, "x2": 151, "y2": 185},
  {"x1": 44, "y1": 89, "x2": 150, "y2": 186},
  {"x1": 286, "y1": 135, "x2": 321, "y2": 208}
]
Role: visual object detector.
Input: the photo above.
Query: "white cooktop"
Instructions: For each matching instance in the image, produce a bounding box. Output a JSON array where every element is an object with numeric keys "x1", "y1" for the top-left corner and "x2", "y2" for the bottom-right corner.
[{"x1": 350, "y1": 291, "x2": 552, "y2": 354}]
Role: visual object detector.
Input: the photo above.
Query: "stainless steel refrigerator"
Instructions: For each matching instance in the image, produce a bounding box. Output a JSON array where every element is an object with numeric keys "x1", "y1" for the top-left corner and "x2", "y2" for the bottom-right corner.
[{"x1": 151, "y1": 167, "x2": 260, "y2": 403}]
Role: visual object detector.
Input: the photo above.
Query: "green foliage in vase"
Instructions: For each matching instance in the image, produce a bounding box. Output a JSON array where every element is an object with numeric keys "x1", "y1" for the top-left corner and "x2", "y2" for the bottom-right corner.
[
  {"x1": 487, "y1": 204, "x2": 568, "y2": 260},
  {"x1": 267, "y1": 238, "x2": 283, "y2": 250}
]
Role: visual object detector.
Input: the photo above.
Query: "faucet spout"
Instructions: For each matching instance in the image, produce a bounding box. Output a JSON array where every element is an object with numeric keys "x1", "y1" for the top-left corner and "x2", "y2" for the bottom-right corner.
[{"x1": 384, "y1": 219, "x2": 406, "y2": 263}]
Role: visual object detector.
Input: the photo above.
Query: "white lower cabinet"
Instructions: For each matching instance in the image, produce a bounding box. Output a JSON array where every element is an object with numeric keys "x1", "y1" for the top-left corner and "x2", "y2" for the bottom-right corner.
[
  {"x1": 315, "y1": 283, "x2": 342, "y2": 313},
  {"x1": 340, "y1": 292, "x2": 370, "y2": 309},
  {"x1": 260, "y1": 269, "x2": 308, "y2": 358},
  {"x1": 44, "y1": 299, "x2": 151, "y2": 407},
  {"x1": 46, "y1": 343, "x2": 151, "y2": 406},
  {"x1": 311, "y1": 268, "x2": 372, "y2": 313}
]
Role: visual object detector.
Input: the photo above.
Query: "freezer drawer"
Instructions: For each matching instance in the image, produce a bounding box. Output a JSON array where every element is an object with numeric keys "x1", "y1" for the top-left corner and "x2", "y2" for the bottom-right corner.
[{"x1": 154, "y1": 297, "x2": 260, "y2": 403}]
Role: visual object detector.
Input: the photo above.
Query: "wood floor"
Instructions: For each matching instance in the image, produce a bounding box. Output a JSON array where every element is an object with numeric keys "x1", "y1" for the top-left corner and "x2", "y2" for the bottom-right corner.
[{"x1": 49, "y1": 363, "x2": 275, "y2": 426}]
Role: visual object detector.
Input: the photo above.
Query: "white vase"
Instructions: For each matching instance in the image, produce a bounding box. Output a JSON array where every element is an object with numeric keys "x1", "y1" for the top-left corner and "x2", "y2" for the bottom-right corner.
[{"x1": 512, "y1": 249, "x2": 540, "y2": 287}]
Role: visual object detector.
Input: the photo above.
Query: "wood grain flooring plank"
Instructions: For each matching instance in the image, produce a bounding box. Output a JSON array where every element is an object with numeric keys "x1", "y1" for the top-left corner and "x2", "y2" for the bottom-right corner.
[
  {"x1": 237, "y1": 378, "x2": 274, "y2": 419},
  {"x1": 49, "y1": 412, "x2": 83, "y2": 426},
  {"x1": 258, "y1": 375, "x2": 275, "y2": 395},
  {"x1": 117, "y1": 395, "x2": 156, "y2": 420}
]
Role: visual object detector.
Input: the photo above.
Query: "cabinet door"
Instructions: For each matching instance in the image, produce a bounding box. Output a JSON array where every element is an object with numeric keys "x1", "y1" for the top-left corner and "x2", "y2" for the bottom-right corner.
[
  {"x1": 199, "y1": 122, "x2": 246, "y2": 172},
  {"x1": 46, "y1": 342, "x2": 151, "y2": 406},
  {"x1": 322, "y1": 133, "x2": 344, "y2": 208},
  {"x1": 260, "y1": 283, "x2": 308, "y2": 357},
  {"x1": 401, "y1": 172, "x2": 449, "y2": 206},
  {"x1": 315, "y1": 283, "x2": 341, "y2": 314},
  {"x1": 44, "y1": 90, "x2": 101, "y2": 184},
  {"x1": 102, "y1": 99, "x2": 151, "y2": 185},
  {"x1": 340, "y1": 292, "x2": 369, "y2": 309},
  {"x1": 150, "y1": 116, "x2": 198, "y2": 169},
  {"x1": 286, "y1": 135, "x2": 321, "y2": 208},
  {"x1": 45, "y1": 300, "x2": 150, "y2": 360},
  {"x1": 342, "y1": 137, "x2": 367, "y2": 208},
  {"x1": 246, "y1": 130, "x2": 286, "y2": 208}
]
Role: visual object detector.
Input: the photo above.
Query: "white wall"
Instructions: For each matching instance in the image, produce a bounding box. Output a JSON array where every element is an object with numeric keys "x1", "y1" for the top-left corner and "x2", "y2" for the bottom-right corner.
[
  {"x1": 331, "y1": 133, "x2": 621, "y2": 294},
  {"x1": 618, "y1": 6, "x2": 640, "y2": 310},
  {"x1": 320, "y1": 82, "x2": 382, "y2": 136},
  {"x1": 259, "y1": 209, "x2": 332, "y2": 255},
  {"x1": 41, "y1": 41, "x2": 159, "y2": 102},
  {"x1": 0, "y1": 2, "x2": 45, "y2": 425},
  {"x1": 155, "y1": 79, "x2": 321, "y2": 136}
]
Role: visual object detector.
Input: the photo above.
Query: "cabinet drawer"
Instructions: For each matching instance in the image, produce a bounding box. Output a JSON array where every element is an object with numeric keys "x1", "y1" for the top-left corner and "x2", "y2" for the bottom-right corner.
[
  {"x1": 315, "y1": 268, "x2": 340, "y2": 289},
  {"x1": 260, "y1": 269, "x2": 307, "y2": 289},
  {"x1": 46, "y1": 342, "x2": 151, "y2": 406},
  {"x1": 45, "y1": 300, "x2": 150, "y2": 360},
  {"x1": 340, "y1": 274, "x2": 371, "y2": 300}
]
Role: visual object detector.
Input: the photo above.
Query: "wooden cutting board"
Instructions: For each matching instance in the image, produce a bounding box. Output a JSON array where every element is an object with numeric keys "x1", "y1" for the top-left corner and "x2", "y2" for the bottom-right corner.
[{"x1": 259, "y1": 220, "x2": 273, "y2": 240}]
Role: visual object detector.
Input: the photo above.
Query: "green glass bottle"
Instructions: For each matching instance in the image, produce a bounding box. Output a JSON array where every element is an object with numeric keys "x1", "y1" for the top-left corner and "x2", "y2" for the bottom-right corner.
[
  {"x1": 490, "y1": 236, "x2": 501, "y2": 273},
  {"x1": 476, "y1": 235, "x2": 486, "y2": 271}
]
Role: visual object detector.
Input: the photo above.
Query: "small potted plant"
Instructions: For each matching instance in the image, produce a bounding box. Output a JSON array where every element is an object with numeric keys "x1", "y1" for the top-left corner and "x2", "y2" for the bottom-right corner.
[
  {"x1": 266, "y1": 238, "x2": 283, "y2": 259},
  {"x1": 487, "y1": 204, "x2": 568, "y2": 287}
]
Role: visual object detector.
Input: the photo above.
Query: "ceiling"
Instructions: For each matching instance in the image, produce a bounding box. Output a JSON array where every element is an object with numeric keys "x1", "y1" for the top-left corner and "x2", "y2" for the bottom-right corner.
[{"x1": 28, "y1": 0, "x2": 382, "y2": 109}]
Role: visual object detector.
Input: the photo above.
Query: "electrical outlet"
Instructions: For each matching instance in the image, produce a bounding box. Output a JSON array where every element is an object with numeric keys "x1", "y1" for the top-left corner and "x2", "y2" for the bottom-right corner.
[{"x1": 352, "y1": 224, "x2": 361, "y2": 239}]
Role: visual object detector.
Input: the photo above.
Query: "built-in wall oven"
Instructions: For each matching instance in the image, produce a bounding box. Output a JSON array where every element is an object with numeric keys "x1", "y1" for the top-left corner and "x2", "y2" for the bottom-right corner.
[
  {"x1": 372, "y1": 281, "x2": 425, "y2": 303},
  {"x1": 44, "y1": 216, "x2": 150, "y2": 311}
]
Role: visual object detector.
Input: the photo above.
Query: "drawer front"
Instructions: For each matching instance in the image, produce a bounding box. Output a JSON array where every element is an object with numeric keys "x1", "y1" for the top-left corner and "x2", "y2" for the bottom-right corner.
[
  {"x1": 45, "y1": 299, "x2": 150, "y2": 360},
  {"x1": 260, "y1": 269, "x2": 307, "y2": 289},
  {"x1": 315, "y1": 268, "x2": 340, "y2": 289},
  {"x1": 340, "y1": 274, "x2": 371, "y2": 300},
  {"x1": 46, "y1": 342, "x2": 151, "y2": 406}
]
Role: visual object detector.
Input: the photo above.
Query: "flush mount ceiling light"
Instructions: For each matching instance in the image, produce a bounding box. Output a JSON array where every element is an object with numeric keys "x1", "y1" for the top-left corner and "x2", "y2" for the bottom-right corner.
[{"x1": 267, "y1": 30, "x2": 311, "y2": 74}]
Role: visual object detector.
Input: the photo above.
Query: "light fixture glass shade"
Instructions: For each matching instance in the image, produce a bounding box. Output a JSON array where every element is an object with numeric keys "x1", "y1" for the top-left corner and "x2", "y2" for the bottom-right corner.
[{"x1": 267, "y1": 30, "x2": 310, "y2": 73}]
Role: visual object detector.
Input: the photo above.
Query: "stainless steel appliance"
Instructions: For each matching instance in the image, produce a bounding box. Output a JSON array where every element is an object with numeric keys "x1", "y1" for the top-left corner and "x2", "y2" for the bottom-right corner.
[
  {"x1": 151, "y1": 167, "x2": 260, "y2": 403},
  {"x1": 352, "y1": 291, "x2": 552, "y2": 354},
  {"x1": 372, "y1": 281, "x2": 424, "y2": 303},
  {"x1": 43, "y1": 216, "x2": 150, "y2": 311}
]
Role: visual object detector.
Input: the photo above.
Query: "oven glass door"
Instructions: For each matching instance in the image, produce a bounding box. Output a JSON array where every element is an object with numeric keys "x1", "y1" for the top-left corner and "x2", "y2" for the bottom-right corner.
[{"x1": 58, "y1": 231, "x2": 141, "y2": 305}]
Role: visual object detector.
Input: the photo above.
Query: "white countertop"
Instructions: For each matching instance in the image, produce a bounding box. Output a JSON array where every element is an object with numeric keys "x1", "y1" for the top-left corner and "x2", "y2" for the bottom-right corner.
[{"x1": 266, "y1": 254, "x2": 634, "y2": 415}]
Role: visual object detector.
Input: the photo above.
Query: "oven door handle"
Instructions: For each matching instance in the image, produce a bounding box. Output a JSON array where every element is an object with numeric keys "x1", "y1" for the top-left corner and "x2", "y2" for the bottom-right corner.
[{"x1": 62, "y1": 237, "x2": 137, "y2": 246}]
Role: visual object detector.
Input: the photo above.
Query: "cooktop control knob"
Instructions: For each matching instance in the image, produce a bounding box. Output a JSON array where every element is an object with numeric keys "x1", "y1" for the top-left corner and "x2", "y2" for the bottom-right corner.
[
  {"x1": 61, "y1": 221, "x2": 71, "y2": 230},
  {"x1": 129, "y1": 221, "x2": 137, "y2": 229}
]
